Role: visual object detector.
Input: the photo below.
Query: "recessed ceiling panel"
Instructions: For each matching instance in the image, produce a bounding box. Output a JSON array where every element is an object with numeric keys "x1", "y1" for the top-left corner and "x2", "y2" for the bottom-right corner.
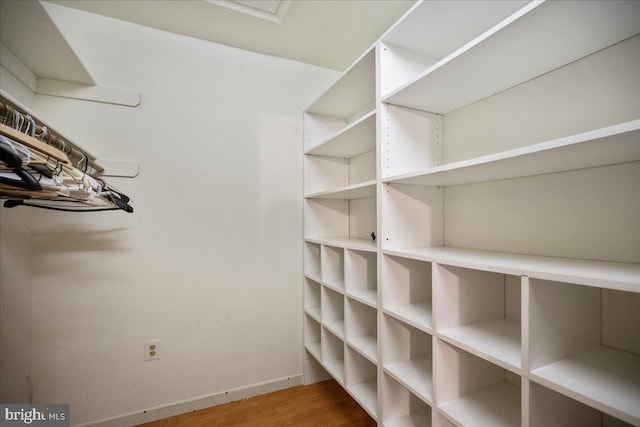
[{"x1": 206, "y1": 0, "x2": 289, "y2": 24}]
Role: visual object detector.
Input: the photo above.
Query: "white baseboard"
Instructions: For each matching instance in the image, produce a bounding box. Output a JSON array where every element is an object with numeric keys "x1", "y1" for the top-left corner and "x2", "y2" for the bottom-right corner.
[{"x1": 76, "y1": 374, "x2": 303, "y2": 427}]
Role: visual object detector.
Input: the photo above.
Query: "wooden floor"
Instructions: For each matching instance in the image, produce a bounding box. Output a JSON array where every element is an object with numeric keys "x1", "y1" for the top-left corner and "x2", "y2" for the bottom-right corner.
[{"x1": 136, "y1": 380, "x2": 377, "y2": 427}]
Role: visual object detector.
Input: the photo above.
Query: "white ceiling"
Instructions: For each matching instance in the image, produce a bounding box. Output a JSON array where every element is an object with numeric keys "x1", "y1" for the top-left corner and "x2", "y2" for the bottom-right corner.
[{"x1": 47, "y1": 0, "x2": 417, "y2": 71}]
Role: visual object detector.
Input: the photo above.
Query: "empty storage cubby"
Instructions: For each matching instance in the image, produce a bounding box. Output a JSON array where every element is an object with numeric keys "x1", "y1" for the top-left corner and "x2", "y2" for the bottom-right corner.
[
  {"x1": 346, "y1": 346, "x2": 378, "y2": 420},
  {"x1": 435, "y1": 339, "x2": 521, "y2": 427},
  {"x1": 382, "y1": 254, "x2": 433, "y2": 332},
  {"x1": 528, "y1": 280, "x2": 640, "y2": 425},
  {"x1": 304, "y1": 314, "x2": 322, "y2": 363},
  {"x1": 304, "y1": 277, "x2": 321, "y2": 322},
  {"x1": 304, "y1": 197, "x2": 377, "y2": 250},
  {"x1": 321, "y1": 286, "x2": 344, "y2": 339},
  {"x1": 382, "y1": 314, "x2": 433, "y2": 405},
  {"x1": 346, "y1": 298, "x2": 377, "y2": 363},
  {"x1": 304, "y1": 145, "x2": 375, "y2": 196},
  {"x1": 382, "y1": 373, "x2": 432, "y2": 427},
  {"x1": 321, "y1": 245, "x2": 344, "y2": 292},
  {"x1": 434, "y1": 265, "x2": 522, "y2": 372},
  {"x1": 380, "y1": 103, "x2": 442, "y2": 178},
  {"x1": 527, "y1": 380, "x2": 634, "y2": 427},
  {"x1": 322, "y1": 327, "x2": 345, "y2": 384},
  {"x1": 304, "y1": 110, "x2": 375, "y2": 195},
  {"x1": 381, "y1": 183, "x2": 442, "y2": 251},
  {"x1": 304, "y1": 241, "x2": 321, "y2": 283},
  {"x1": 345, "y1": 249, "x2": 377, "y2": 307}
]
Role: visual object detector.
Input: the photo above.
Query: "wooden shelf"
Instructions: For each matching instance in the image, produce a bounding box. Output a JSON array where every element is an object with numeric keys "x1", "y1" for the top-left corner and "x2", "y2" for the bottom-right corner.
[
  {"x1": 0, "y1": 1, "x2": 95, "y2": 85},
  {"x1": 348, "y1": 380, "x2": 378, "y2": 420},
  {"x1": 305, "y1": 180, "x2": 376, "y2": 200},
  {"x1": 439, "y1": 318, "x2": 521, "y2": 373},
  {"x1": 439, "y1": 381, "x2": 520, "y2": 427},
  {"x1": 384, "y1": 354, "x2": 433, "y2": 404},
  {"x1": 383, "y1": 120, "x2": 640, "y2": 187},
  {"x1": 530, "y1": 345, "x2": 640, "y2": 425},
  {"x1": 384, "y1": 409, "x2": 431, "y2": 427},
  {"x1": 306, "y1": 237, "x2": 376, "y2": 252},
  {"x1": 383, "y1": 1, "x2": 640, "y2": 113},
  {"x1": 348, "y1": 335, "x2": 377, "y2": 364},
  {"x1": 305, "y1": 110, "x2": 375, "y2": 158},
  {"x1": 383, "y1": 246, "x2": 640, "y2": 293},
  {"x1": 384, "y1": 300, "x2": 432, "y2": 333},
  {"x1": 306, "y1": 49, "x2": 375, "y2": 119}
]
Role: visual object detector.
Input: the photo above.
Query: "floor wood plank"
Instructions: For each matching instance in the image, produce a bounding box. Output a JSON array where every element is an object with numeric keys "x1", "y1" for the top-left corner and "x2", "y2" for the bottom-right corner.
[{"x1": 136, "y1": 380, "x2": 376, "y2": 426}]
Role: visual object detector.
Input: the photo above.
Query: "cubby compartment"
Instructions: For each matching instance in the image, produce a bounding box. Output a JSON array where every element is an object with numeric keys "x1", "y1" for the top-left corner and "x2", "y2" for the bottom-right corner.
[
  {"x1": 382, "y1": 373, "x2": 432, "y2": 427},
  {"x1": 321, "y1": 245, "x2": 344, "y2": 292},
  {"x1": 346, "y1": 346, "x2": 378, "y2": 420},
  {"x1": 381, "y1": 103, "x2": 442, "y2": 178},
  {"x1": 304, "y1": 197, "x2": 377, "y2": 251},
  {"x1": 304, "y1": 241, "x2": 321, "y2": 283},
  {"x1": 382, "y1": 254, "x2": 433, "y2": 333},
  {"x1": 303, "y1": 277, "x2": 321, "y2": 322},
  {"x1": 528, "y1": 280, "x2": 640, "y2": 425},
  {"x1": 382, "y1": 314, "x2": 433, "y2": 405},
  {"x1": 322, "y1": 327, "x2": 345, "y2": 384},
  {"x1": 304, "y1": 149, "x2": 375, "y2": 197},
  {"x1": 381, "y1": 183, "x2": 442, "y2": 251},
  {"x1": 434, "y1": 265, "x2": 522, "y2": 372},
  {"x1": 346, "y1": 298, "x2": 377, "y2": 363},
  {"x1": 304, "y1": 48, "x2": 375, "y2": 149},
  {"x1": 304, "y1": 314, "x2": 322, "y2": 362},
  {"x1": 345, "y1": 249, "x2": 377, "y2": 307},
  {"x1": 435, "y1": 339, "x2": 521, "y2": 427},
  {"x1": 528, "y1": 380, "x2": 634, "y2": 427},
  {"x1": 321, "y1": 286, "x2": 344, "y2": 338}
]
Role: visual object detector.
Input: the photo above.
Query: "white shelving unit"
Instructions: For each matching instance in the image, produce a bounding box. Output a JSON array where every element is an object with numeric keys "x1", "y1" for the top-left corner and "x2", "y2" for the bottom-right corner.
[{"x1": 303, "y1": 1, "x2": 640, "y2": 425}]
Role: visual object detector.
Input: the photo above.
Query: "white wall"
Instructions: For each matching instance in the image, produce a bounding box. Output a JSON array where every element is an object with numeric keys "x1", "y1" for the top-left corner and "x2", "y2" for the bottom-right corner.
[
  {"x1": 0, "y1": 208, "x2": 33, "y2": 403},
  {"x1": 0, "y1": 3, "x2": 337, "y2": 425}
]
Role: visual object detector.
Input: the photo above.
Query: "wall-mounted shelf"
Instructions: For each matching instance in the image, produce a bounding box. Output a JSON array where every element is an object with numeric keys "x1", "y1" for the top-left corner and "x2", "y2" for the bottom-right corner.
[
  {"x1": 305, "y1": 110, "x2": 375, "y2": 158},
  {"x1": 383, "y1": 1, "x2": 640, "y2": 114},
  {"x1": 383, "y1": 246, "x2": 640, "y2": 293},
  {"x1": 305, "y1": 180, "x2": 376, "y2": 200},
  {"x1": 383, "y1": 120, "x2": 640, "y2": 187},
  {"x1": 305, "y1": 237, "x2": 376, "y2": 253}
]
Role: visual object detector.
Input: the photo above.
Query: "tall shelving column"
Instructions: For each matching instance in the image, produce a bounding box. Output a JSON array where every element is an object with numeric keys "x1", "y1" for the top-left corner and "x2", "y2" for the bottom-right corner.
[{"x1": 302, "y1": 46, "x2": 380, "y2": 421}]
